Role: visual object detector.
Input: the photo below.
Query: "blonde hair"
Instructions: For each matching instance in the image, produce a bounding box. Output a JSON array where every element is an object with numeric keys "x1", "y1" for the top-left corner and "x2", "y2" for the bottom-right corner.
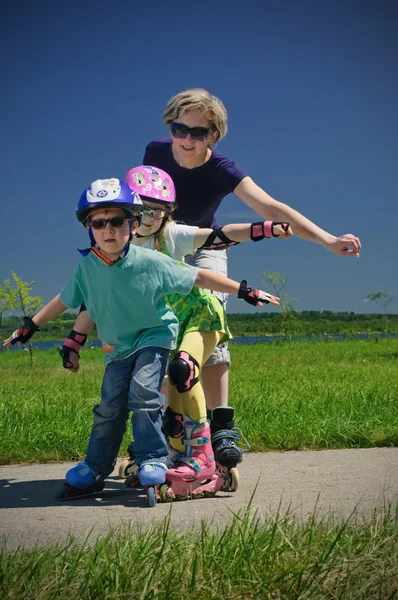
[
  {"x1": 162, "y1": 88, "x2": 228, "y2": 142},
  {"x1": 151, "y1": 210, "x2": 174, "y2": 252}
]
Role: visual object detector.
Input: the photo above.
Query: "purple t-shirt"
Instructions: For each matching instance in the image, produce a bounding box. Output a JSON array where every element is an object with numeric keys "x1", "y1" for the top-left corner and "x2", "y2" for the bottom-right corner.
[{"x1": 143, "y1": 139, "x2": 247, "y2": 228}]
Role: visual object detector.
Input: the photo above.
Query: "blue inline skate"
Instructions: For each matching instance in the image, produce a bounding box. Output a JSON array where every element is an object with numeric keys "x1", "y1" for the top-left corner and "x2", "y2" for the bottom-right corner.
[
  {"x1": 138, "y1": 461, "x2": 168, "y2": 507},
  {"x1": 56, "y1": 460, "x2": 106, "y2": 501}
]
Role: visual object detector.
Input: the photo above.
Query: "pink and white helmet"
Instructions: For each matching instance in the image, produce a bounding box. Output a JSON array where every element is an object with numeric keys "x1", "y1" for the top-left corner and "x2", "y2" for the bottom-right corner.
[{"x1": 124, "y1": 166, "x2": 176, "y2": 207}]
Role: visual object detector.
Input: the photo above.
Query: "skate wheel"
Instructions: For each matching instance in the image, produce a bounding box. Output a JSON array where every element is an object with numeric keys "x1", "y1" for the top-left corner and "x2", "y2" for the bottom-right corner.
[
  {"x1": 125, "y1": 473, "x2": 140, "y2": 488},
  {"x1": 147, "y1": 486, "x2": 157, "y2": 508},
  {"x1": 118, "y1": 459, "x2": 131, "y2": 479},
  {"x1": 159, "y1": 484, "x2": 173, "y2": 503},
  {"x1": 229, "y1": 467, "x2": 239, "y2": 492}
]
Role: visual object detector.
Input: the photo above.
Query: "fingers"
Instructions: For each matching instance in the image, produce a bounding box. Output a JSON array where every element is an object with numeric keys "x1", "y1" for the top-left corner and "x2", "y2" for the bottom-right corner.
[
  {"x1": 67, "y1": 351, "x2": 80, "y2": 373},
  {"x1": 274, "y1": 224, "x2": 293, "y2": 238},
  {"x1": 258, "y1": 291, "x2": 280, "y2": 306},
  {"x1": 2, "y1": 338, "x2": 11, "y2": 348},
  {"x1": 339, "y1": 234, "x2": 361, "y2": 252}
]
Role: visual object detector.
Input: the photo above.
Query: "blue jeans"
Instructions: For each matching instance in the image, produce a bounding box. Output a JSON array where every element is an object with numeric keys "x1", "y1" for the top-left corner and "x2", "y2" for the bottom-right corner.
[{"x1": 85, "y1": 346, "x2": 169, "y2": 477}]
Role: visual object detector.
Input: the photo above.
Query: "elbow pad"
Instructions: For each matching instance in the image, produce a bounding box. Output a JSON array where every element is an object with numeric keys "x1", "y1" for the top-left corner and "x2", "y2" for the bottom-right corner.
[{"x1": 200, "y1": 228, "x2": 240, "y2": 250}]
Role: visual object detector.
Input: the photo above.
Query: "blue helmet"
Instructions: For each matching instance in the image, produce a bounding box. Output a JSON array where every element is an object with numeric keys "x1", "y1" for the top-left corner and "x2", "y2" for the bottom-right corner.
[{"x1": 76, "y1": 178, "x2": 143, "y2": 224}]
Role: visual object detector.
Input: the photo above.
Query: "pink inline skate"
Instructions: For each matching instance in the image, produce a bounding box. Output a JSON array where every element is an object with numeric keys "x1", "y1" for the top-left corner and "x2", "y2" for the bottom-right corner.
[{"x1": 159, "y1": 418, "x2": 226, "y2": 501}]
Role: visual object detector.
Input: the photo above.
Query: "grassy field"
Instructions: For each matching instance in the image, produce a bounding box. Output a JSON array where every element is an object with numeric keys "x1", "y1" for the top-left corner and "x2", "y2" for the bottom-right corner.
[
  {"x1": 0, "y1": 339, "x2": 397, "y2": 464},
  {"x1": 1, "y1": 508, "x2": 397, "y2": 599},
  {"x1": 1, "y1": 340, "x2": 397, "y2": 598}
]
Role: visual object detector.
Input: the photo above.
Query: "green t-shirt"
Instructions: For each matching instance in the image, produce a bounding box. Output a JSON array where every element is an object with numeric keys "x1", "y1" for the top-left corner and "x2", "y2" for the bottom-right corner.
[{"x1": 60, "y1": 245, "x2": 197, "y2": 363}]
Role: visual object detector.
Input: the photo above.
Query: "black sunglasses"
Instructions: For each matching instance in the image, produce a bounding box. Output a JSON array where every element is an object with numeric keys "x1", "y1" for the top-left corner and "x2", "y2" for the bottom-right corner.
[
  {"x1": 170, "y1": 122, "x2": 213, "y2": 142},
  {"x1": 90, "y1": 217, "x2": 128, "y2": 230}
]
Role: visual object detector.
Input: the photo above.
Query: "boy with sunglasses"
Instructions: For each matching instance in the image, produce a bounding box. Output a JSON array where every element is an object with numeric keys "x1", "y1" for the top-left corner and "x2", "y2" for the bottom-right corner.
[
  {"x1": 4, "y1": 177, "x2": 278, "y2": 505},
  {"x1": 61, "y1": 166, "x2": 285, "y2": 499}
]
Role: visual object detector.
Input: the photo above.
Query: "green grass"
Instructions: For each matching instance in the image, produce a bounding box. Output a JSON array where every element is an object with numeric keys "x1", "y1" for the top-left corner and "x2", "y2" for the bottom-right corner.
[
  {"x1": 0, "y1": 340, "x2": 397, "y2": 464},
  {"x1": 1, "y1": 507, "x2": 398, "y2": 599}
]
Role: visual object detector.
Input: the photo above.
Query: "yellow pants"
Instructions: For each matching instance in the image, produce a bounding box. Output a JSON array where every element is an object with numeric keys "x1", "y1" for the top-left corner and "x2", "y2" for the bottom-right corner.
[{"x1": 168, "y1": 330, "x2": 222, "y2": 452}]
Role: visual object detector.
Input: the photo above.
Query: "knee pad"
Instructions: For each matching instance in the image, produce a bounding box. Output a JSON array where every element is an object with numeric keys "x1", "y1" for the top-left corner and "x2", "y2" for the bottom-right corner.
[
  {"x1": 168, "y1": 351, "x2": 200, "y2": 393},
  {"x1": 162, "y1": 406, "x2": 184, "y2": 439}
]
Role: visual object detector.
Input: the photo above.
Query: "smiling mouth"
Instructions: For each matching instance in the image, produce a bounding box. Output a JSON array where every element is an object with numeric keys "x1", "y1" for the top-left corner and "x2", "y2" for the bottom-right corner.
[{"x1": 181, "y1": 144, "x2": 195, "y2": 151}]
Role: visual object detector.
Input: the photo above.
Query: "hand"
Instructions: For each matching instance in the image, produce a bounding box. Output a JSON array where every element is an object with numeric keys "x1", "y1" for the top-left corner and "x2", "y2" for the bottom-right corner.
[
  {"x1": 272, "y1": 222, "x2": 293, "y2": 239},
  {"x1": 325, "y1": 234, "x2": 361, "y2": 257},
  {"x1": 60, "y1": 348, "x2": 80, "y2": 373},
  {"x1": 2, "y1": 316, "x2": 39, "y2": 348},
  {"x1": 59, "y1": 330, "x2": 87, "y2": 372},
  {"x1": 238, "y1": 280, "x2": 280, "y2": 307}
]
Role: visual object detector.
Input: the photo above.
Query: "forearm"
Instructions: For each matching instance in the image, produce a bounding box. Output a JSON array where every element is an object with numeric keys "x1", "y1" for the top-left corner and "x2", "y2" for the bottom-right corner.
[
  {"x1": 194, "y1": 269, "x2": 240, "y2": 295},
  {"x1": 236, "y1": 178, "x2": 334, "y2": 246},
  {"x1": 73, "y1": 309, "x2": 95, "y2": 334},
  {"x1": 219, "y1": 223, "x2": 251, "y2": 242},
  {"x1": 33, "y1": 294, "x2": 68, "y2": 326}
]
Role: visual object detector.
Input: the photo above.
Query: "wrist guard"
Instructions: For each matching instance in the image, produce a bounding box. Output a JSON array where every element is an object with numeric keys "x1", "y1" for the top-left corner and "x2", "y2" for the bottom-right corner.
[
  {"x1": 250, "y1": 221, "x2": 290, "y2": 241},
  {"x1": 237, "y1": 280, "x2": 276, "y2": 306},
  {"x1": 59, "y1": 329, "x2": 87, "y2": 369},
  {"x1": 9, "y1": 316, "x2": 39, "y2": 345}
]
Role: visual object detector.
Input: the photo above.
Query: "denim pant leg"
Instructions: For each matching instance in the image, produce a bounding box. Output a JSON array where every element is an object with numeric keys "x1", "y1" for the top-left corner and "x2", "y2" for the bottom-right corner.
[
  {"x1": 185, "y1": 247, "x2": 231, "y2": 367},
  {"x1": 127, "y1": 347, "x2": 169, "y2": 466},
  {"x1": 85, "y1": 356, "x2": 133, "y2": 477}
]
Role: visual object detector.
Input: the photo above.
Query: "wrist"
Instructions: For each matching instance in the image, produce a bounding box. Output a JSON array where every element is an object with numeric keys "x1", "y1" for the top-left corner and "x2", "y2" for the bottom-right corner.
[{"x1": 320, "y1": 233, "x2": 337, "y2": 248}]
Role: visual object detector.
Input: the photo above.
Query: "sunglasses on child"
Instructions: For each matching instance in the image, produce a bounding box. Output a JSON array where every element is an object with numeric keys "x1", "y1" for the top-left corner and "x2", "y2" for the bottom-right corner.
[
  {"x1": 142, "y1": 207, "x2": 166, "y2": 219},
  {"x1": 170, "y1": 122, "x2": 214, "y2": 142},
  {"x1": 90, "y1": 215, "x2": 140, "y2": 230}
]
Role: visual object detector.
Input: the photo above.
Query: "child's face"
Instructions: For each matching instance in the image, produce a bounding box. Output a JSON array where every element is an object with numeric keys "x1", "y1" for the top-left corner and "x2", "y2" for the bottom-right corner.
[
  {"x1": 137, "y1": 200, "x2": 166, "y2": 236},
  {"x1": 88, "y1": 207, "x2": 138, "y2": 260}
]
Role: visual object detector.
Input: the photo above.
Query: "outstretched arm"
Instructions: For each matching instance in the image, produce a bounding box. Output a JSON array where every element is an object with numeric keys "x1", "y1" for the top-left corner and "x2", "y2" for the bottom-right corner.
[
  {"x1": 193, "y1": 221, "x2": 292, "y2": 250},
  {"x1": 3, "y1": 294, "x2": 68, "y2": 347},
  {"x1": 235, "y1": 177, "x2": 361, "y2": 257},
  {"x1": 194, "y1": 269, "x2": 279, "y2": 307}
]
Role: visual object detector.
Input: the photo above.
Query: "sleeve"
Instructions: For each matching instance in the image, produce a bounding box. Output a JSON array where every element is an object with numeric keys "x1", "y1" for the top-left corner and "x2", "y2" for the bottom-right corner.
[
  {"x1": 156, "y1": 252, "x2": 198, "y2": 296},
  {"x1": 165, "y1": 222, "x2": 198, "y2": 259},
  {"x1": 217, "y1": 156, "x2": 247, "y2": 194},
  {"x1": 143, "y1": 141, "x2": 155, "y2": 165},
  {"x1": 60, "y1": 267, "x2": 85, "y2": 309}
]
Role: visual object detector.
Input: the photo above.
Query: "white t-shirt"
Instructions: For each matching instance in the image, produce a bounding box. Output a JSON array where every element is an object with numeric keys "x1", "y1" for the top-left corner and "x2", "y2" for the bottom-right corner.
[{"x1": 136, "y1": 221, "x2": 198, "y2": 261}]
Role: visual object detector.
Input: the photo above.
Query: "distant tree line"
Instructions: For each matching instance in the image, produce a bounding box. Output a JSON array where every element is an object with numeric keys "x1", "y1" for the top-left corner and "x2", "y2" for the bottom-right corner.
[{"x1": 1, "y1": 311, "x2": 398, "y2": 342}]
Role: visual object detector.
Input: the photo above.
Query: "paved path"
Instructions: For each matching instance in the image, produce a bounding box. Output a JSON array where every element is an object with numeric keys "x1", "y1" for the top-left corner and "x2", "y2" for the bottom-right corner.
[{"x1": 1, "y1": 448, "x2": 397, "y2": 551}]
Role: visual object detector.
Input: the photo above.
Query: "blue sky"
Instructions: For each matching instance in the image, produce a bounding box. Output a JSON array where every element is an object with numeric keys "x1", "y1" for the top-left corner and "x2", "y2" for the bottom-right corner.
[{"x1": 1, "y1": 0, "x2": 397, "y2": 314}]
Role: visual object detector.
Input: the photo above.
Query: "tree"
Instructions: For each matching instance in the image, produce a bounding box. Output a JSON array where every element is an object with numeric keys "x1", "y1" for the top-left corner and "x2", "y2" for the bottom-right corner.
[
  {"x1": 0, "y1": 279, "x2": 15, "y2": 332},
  {"x1": 2, "y1": 272, "x2": 43, "y2": 365},
  {"x1": 263, "y1": 271, "x2": 298, "y2": 347},
  {"x1": 366, "y1": 290, "x2": 394, "y2": 337}
]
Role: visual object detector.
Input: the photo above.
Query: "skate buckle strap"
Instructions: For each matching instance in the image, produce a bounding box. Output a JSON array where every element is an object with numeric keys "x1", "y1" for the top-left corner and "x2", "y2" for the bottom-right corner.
[
  {"x1": 182, "y1": 435, "x2": 211, "y2": 447},
  {"x1": 212, "y1": 428, "x2": 251, "y2": 452},
  {"x1": 179, "y1": 457, "x2": 201, "y2": 472},
  {"x1": 212, "y1": 430, "x2": 239, "y2": 442},
  {"x1": 139, "y1": 460, "x2": 168, "y2": 472}
]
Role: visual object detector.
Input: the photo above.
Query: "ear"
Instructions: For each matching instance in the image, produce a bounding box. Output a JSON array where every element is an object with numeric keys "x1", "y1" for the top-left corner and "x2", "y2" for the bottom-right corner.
[
  {"x1": 131, "y1": 219, "x2": 140, "y2": 234},
  {"x1": 209, "y1": 129, "x2": 219, "y2": 146}
]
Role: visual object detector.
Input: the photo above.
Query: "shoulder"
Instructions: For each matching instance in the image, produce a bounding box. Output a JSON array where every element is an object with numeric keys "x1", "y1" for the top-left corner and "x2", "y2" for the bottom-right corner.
[
  {"x1": 165, "y1": 221, "x2": 197, "y2": 240},
  {"x1": 208, "y1": 150, "x2": 247, "y2": 184},
  {"x1": 210, "y1": 150, "x2": 241, "y2": 171},
  {"x1": 144, "y1": 138, "x2": 172, "y2": 154}
]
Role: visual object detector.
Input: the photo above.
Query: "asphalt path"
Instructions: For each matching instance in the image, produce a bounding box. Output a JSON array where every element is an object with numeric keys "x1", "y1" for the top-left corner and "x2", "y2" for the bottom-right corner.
[{"x1": 1, "y1": 448, "x2": 397, "y2": 551}]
